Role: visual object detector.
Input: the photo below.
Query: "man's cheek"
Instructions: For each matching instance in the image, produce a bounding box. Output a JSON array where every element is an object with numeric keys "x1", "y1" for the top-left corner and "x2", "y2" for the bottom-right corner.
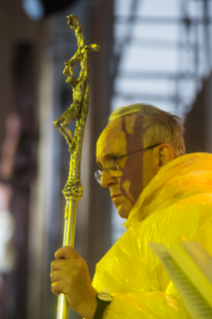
[{"x1": 121, "y1": 180, "x2": 134, "y2": 202}]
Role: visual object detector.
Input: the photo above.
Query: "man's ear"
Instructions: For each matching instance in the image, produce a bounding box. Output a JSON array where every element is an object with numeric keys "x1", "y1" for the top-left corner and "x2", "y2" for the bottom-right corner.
[{"x1": 156, "y1": 144, "x2": 175, "y2": 172}]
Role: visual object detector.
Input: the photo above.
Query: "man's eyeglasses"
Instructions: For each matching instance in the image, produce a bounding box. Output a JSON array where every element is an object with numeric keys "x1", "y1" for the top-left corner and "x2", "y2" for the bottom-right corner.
[{"x1": 94, "y1": 143, "x2": 161, "y2": 184}]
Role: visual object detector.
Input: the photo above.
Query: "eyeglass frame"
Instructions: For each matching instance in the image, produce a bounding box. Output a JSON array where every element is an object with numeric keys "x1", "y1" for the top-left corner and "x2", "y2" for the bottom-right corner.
[{"x1": 94, "y1": 143, "x2": 162, "y2": 184}]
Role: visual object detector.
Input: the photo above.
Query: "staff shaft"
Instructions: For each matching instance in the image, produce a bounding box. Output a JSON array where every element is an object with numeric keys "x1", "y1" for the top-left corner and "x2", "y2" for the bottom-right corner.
[
  {"x1": 53, "y1": 14, "x2": 100, "y2": 319},
  {"x1": 56, "y1": 199, "x2": 78, "y2": 319}
]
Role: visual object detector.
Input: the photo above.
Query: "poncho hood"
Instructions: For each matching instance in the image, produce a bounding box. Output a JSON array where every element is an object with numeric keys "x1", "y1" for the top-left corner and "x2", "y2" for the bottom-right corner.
[{"x1": 124, "y1": 152, "x2": 212, "y2": 228}]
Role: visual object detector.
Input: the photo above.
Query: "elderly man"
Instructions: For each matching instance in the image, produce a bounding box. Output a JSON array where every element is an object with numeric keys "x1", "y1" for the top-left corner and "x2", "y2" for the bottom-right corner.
[{"x1": 50, "y1": 104, "x2": 212, "y2": 319}]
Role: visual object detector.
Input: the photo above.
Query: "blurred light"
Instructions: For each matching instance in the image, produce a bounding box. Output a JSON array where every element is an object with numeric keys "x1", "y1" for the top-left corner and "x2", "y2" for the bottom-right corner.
[
  {"x1": 22, "y1": 0, "x2": 78, "y2": 19},
  {"x1": 22, "y1": 0, "x2": 45, "y2": 20},
  {"x1": 0, "y1": 210, "x2": 15, "y2": 273}
]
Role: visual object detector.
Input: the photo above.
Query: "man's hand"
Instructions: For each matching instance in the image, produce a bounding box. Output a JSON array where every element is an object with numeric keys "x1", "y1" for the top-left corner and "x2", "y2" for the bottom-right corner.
[{"x1": 50, "y1": 246, "x2": 97, "y2": 319}]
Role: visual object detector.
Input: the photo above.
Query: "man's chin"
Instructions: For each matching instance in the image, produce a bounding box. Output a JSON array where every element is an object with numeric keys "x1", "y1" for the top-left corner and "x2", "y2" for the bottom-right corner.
[{"x1": 117, "y1": 205, "x2": 131, "y2": 219}]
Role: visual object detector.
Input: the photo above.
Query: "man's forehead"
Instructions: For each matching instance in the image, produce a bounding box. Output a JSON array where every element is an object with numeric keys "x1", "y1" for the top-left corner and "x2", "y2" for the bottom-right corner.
[
  {"x1": 98, "y1": 115, "x2": 136, "y2": 142},
  {"x1": 99, "y1": 118, "x2": 122, "y2": 139},
  {"x1": 96, "y1": 115, "x2": 138, "y2": 162},
  {"x1": 96, "y1": 118, "x2": 126, "y2": 159}
]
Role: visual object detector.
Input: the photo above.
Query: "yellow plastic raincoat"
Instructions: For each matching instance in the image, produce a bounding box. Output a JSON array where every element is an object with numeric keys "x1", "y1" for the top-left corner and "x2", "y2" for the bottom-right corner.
[{"x1": 92, "y1": 153, "x2": 212, "y2": 318}]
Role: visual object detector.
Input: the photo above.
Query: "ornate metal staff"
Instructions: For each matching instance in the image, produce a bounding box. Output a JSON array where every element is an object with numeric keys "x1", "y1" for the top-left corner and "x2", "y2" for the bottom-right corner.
[{"x1": 53, "y1": 14, "x2": 100, "y2": 319}]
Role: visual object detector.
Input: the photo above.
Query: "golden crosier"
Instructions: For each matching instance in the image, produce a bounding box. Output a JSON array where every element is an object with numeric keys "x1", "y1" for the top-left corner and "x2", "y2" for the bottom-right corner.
[{"x1": 53, "y1": 14, "x2": 100, "y2": 319}]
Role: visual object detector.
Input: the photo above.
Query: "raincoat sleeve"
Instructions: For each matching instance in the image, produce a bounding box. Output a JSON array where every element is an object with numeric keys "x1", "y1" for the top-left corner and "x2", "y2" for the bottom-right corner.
[
  {"x1": 103, "y1": 285, "x2": 192, "y2": 319},
  {"x1": 93, "y1": 243, "x2": 193, "y2": 318}
]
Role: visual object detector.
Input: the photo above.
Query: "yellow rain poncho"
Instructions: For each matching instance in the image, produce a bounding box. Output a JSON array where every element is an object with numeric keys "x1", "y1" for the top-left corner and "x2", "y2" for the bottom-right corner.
[{"x1": 92, "y1": 153, "x2": 212, "y2": 318}]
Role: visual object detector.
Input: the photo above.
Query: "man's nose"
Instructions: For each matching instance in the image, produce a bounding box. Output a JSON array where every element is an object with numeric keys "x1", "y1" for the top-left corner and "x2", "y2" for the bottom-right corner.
[{"x1": 100, "y1": 170, "x2": 117, "y2": 188}]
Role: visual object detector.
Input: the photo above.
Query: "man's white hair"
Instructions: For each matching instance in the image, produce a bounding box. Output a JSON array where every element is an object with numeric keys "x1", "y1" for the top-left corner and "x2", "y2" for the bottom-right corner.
[{"x1": 108, "y1": 103, "x2": 185, "y2": 158}]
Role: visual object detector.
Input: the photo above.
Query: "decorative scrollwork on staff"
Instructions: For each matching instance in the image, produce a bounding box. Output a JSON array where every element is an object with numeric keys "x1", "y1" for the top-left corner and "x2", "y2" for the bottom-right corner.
[
  {"x1": 54, "y1": 14, "x2": 100, "y2": 201},
  {"x1": 53, "y1": 14, "x2": 100, "y2": 319}
]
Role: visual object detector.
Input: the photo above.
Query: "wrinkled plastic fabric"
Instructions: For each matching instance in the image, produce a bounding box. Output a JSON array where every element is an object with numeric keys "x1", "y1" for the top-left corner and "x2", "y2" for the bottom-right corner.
[{"x1": 92, "y1": 153, "x2": 212, "y2": 319}]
